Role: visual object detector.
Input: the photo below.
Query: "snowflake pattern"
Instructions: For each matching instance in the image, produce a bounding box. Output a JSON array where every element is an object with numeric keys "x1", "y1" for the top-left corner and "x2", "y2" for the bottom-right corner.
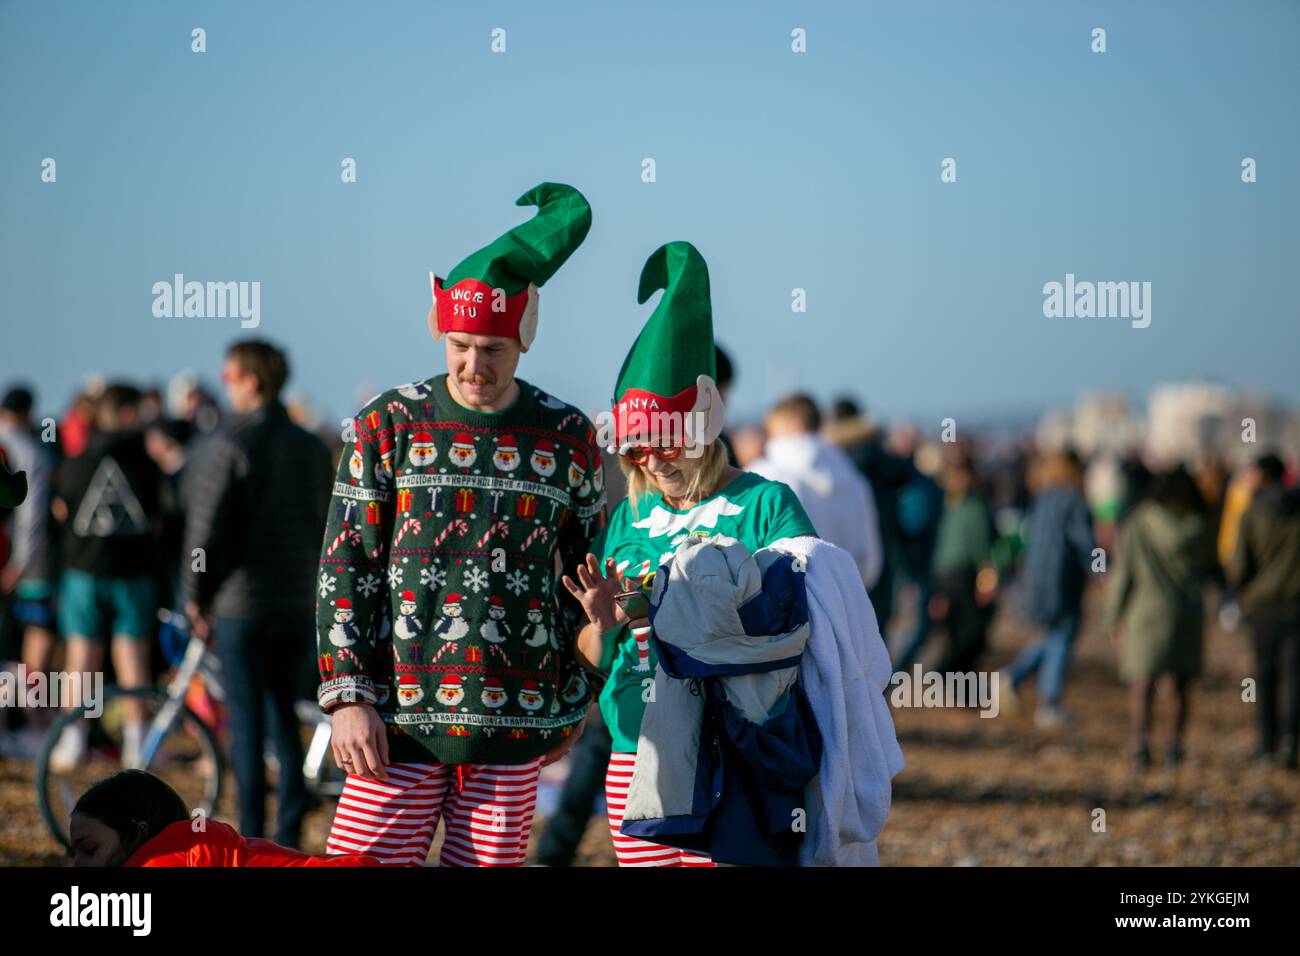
[
  {"x1": 506, "y1": 569, "x2": 529, "y2": 596},
  {"x1": 356, "y1": 573, "x2": 381, "y2": 597},
  {"x1": 318, "y1": 573, "x2": 337, "y2": 599},
  {"x1": 420, "y1": 564, "x2": 447, "y2": 590},
  {"x1": 387, "y1": 564, "x2": 404, "y2": 589},
  {"x1": 463, "y1": 566, "x2": 490, "y2": 594}
]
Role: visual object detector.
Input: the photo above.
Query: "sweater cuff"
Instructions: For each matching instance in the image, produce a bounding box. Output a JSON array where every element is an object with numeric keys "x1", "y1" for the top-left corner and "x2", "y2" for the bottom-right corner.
[{"x1": 318, "y1": 675, "x2": 378, "y2": 712}]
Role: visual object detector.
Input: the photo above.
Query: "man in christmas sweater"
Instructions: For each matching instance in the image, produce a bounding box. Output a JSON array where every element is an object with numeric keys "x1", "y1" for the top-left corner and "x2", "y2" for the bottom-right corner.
[{"x1": 317, "y1": 183, "x2": 606, "y2": 866}]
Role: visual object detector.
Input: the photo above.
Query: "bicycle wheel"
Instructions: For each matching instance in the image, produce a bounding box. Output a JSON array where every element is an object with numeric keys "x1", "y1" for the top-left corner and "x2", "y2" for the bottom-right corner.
[{"x1": 36, "y1": 686, "x2": 225, "y2": 854}]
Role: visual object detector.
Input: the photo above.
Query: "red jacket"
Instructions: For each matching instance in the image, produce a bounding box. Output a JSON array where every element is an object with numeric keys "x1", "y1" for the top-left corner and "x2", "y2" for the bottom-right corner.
[{"x1": 124, "y1": 820, "x2": 385, "y2": 867}]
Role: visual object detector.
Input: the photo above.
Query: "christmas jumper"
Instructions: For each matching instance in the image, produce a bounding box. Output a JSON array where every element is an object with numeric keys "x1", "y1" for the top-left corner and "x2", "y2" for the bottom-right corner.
[{"x1": 316, "y1": 374, "x2": 607, "y2": 765}]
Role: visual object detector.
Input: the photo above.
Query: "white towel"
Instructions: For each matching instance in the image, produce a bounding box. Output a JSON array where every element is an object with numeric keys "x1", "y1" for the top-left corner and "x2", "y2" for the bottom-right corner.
[{"x1": 769, "y1": 536, "x2": 905, "y2": 866}]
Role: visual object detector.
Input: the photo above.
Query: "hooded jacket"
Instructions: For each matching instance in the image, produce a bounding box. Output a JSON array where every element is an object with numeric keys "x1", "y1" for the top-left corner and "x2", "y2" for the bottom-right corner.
[{"x1": 749, "y1": 434, "x2": 883, "y2": 588}]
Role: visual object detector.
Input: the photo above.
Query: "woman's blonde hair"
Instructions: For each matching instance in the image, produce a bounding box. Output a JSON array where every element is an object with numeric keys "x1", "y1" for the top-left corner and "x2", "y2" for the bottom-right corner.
[{"x1": 619, "y1": 438, "x2": 730, "y2": 518}]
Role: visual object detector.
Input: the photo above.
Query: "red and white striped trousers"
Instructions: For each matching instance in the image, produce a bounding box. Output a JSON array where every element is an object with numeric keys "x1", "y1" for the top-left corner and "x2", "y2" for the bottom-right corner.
[
  {"x1": 605, "y1": 753, "x2": 715, "y2": 867},
  {"x1": 326, "y1": 759, "x2": 542, "y2": 866}
]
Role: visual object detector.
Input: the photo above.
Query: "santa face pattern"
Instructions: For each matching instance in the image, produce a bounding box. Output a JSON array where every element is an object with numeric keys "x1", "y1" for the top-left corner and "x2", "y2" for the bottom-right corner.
[
  {"x1": 349, "y1": 446, "x2": 365, "y2": 481},
  {"x1": 409, "y1": 440, "x2": 437, "y2": 467},
  {"x1": 449, "y1": 436, "x2": 477, "y2": 469},
  {"x1": 493, "y1": 437, "x2": 521, "y2": 472},
  {"x1": 518, "y1": 684, "x2": 545, "y2": 711},
  {"x1": 481, "y1": 681, "x2": 508, "y2": 709},
  {"x1": 397, "y1": 680, "x2": 424, "y2": 707},
  {"x1": 530, "y1": 448, "x2": 556, "y2": 478},
  {"x1": 435, "y1": 680, "x2": 465, "y2": 707}
]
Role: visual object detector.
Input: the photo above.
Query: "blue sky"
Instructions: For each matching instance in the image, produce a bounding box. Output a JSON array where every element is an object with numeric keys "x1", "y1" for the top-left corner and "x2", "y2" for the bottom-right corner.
[{"x1": 2, "y1": 0, "x2": 1297, "y2": 429}]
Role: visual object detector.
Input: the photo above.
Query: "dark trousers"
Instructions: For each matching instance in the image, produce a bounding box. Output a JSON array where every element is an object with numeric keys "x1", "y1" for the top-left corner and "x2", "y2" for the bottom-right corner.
[
  {"x1": 215, "y1": 612, "x2": 312, "y2": 847},
  {"x1": 1249, "y1": 608, "x2": 1300, "y2": 760},
  {"x1": 935, "y1": 568, "x2": 993, "y2": 674},
  {"x1": 536, "y1": 706, "x2": 612, "y2": 866}
]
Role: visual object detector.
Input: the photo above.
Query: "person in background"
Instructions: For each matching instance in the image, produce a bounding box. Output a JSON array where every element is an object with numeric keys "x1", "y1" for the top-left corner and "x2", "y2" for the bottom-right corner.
[
  {"x1": 749, "y1": 393, "x2": 882, "y2": 589},
  {"x1": 70, "y1": 770, "x2": 382, "y2": 867},
  {"x1": 1105, "y1": 466, "x2": 1218, "y2": 770},
  {"x1": 143, "y1": 419, "x2": 190, "y2": 622},
  {"x1": 50, "y1": 384, "x2": 160, "y2": 770},
  {"x1": 1227, "y1": 453, "x2": 1300, "y2": 770},
  {"x1": 928, "y1": 448, "x2": 998, "y2": 675},
  {"x1": 1002, "y1": 448, "x2": 1096, "y2": 728},
  {"x1": 826, "y1": 397, "x2": 913, "y2": 637},
  {"x1": 0, "y1": 386, "x2": 59, "y2": 754},
  {"x1": 182, "y1": 340, "x2": 332, "y2": 849}
]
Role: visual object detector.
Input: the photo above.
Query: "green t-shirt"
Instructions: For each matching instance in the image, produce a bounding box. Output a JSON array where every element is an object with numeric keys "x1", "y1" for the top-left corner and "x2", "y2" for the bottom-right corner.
[{"x1": 593, "y1": 471, "x2": 817, "y2": 753}]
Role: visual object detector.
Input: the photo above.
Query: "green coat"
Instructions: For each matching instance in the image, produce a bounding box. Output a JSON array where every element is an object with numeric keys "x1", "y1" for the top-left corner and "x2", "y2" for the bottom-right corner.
[{"x1": 1104, "y1": 502, "x2": 1216, "y2": 681}]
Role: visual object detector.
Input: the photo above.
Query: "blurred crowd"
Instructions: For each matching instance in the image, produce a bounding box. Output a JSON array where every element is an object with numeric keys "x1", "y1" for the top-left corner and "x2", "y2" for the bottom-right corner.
[{"x1": 3, "y1": 340, "x2": 1299, "y2": 861}]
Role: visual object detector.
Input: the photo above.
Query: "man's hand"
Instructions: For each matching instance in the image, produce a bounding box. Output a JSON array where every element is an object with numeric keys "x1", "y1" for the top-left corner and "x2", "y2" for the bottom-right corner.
[
  {"x1": 541, "y1": 714, "x2": 586, "y2": 767},
  {"x1": 562, "y1": 554, "x2": 629, "y2": 631},
  {"x1": 330, "y1": 702, "x2": 390, "y2": 781}
]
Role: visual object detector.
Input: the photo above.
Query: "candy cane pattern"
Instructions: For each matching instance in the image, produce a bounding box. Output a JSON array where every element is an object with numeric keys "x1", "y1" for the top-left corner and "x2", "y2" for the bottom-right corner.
[
  {"x1": 557, "y1": 412, "x2": 584, "y2": 432},
  {"x1": 325, "y1": 528, "x2": 361, "y2": 556},
  {"x1": 487, "y1": 644, "x2": 512, "y2": 667},
  {"x1": 386, "y1": 400, "x2": 411, "y2": 418},
  {"x1": 430, "y1": 641, "x2": 458, "y2": 664},
  {"x1": 393, "y1": 517, "x2": 422, "y2": 548},
  {"x1": 336, "y1": 646, "x2": 362, "y2": 669},
  {"x1": 432, "y1": 518, "x2": 469, "y2": 547},
  {"x1": 476, "y1": 519, "x2": 509, "y2": 548},
  {"x1": 521, "y1": 526, "x2": 549, "y2": 551}
]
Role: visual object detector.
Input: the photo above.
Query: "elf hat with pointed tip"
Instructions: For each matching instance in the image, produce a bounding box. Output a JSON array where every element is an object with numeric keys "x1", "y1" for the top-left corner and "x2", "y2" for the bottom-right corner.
[
  {"x1": 609, "y1": 241, "x2": 725, "y2": 452},
  {"x1": 428, "y1": 182, "x2": 592, "y2": 350},
  {"x1": 0, "y1": 448, "x2": 27, "y2": 509}
]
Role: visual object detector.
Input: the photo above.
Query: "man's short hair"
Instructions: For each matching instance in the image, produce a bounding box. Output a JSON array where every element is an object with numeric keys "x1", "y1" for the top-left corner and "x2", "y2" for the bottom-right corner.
[
  {"x1": 227, "y1": 340, "x2": 289, "y2": 400},
  {"x1": 1256, "y1": 452, "x2": 1285, "y2": 484},
  {"x1": 98, "y1": 383, "x2": 142, "y2": 418},
  {"x1": 1, "y1": 386, "x2": 34, "y2": 416},
  {"x1": 831, "y1": 397, "x2": 860, "y2": 421},
  {"x1": 770, "y1": 393, "x2": 821, "y2": 434}
]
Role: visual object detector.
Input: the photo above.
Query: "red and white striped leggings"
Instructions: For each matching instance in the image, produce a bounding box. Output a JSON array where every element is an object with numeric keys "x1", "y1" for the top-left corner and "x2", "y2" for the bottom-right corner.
[
  {"x1": 605, "y1": 753, "x2": 715, "y2": 867},
  {"x1": 326, "y1": 759, "x2": 542, "y2": 866}
]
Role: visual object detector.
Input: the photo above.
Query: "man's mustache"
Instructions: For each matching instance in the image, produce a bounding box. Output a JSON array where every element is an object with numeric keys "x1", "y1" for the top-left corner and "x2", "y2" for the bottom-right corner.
[{"x1": 458, "y1": 373, "x2": 495, "y2": 386}]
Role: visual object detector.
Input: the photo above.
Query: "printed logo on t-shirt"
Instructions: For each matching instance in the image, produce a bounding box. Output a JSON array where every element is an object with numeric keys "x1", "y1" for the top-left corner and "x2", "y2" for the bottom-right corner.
[{"x1": 72, "y1": 457, "x2": 149, "y2": 537}]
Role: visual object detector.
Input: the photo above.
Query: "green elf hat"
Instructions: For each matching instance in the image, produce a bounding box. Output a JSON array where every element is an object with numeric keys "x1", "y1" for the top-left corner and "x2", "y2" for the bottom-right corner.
[
  {"x1": 609, "y1": 241, "x2": 725, "y2": 451},
  {"x1": 428, "y1": 182, "x2": 592, "y2": 350},
  {"x1": 0, "y1": 447, "x2": 27, "y2": 509}
]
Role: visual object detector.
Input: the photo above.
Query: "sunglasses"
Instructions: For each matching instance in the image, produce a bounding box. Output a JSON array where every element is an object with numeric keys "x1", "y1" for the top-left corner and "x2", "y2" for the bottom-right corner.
[{"x1": 620, "y1": 444, "x2": 684, "y2": 464}]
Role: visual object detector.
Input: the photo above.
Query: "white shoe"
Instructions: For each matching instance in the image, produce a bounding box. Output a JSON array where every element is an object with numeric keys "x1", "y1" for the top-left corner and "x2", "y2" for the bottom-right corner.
[
  {"x1": 49, "y1": 723, "x2": 89, "y2": 772},
  {"x1": 1034, "y1": 706, "x2": 1072, "y2": 730},
  {"x1": 121, "y1": 722, "x2": 146, "y2": 769}
]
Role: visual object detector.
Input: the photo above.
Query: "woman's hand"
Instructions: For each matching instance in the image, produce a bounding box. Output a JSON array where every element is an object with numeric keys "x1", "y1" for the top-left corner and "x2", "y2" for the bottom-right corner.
[{"x1": 562, "y1": 554, "x2": 629, "y2": 631}]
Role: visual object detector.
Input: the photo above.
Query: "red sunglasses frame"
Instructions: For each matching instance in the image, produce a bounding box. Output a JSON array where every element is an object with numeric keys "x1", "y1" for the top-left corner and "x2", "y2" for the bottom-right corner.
[{"x1": 620, "y1": 444, "x2": 685, "y2": 464}]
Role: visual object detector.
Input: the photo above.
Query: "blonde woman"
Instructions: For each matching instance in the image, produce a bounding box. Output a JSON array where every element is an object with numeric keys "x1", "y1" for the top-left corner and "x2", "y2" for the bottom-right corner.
[{"x1": 563, "y1": 243, "x2": 816, "y2": 866}]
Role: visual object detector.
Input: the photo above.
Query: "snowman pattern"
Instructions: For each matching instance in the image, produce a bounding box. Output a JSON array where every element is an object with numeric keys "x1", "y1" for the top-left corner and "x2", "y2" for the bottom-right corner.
[
  {"x1": 479, "y1": 596, "x2": 511, "y2": 643},
  {"x1": 328, "y1": 599, "x2": 361, "y2": 647},
  {"x1": 393, "y1": 590, "x2": 423, "y2": 640}
]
